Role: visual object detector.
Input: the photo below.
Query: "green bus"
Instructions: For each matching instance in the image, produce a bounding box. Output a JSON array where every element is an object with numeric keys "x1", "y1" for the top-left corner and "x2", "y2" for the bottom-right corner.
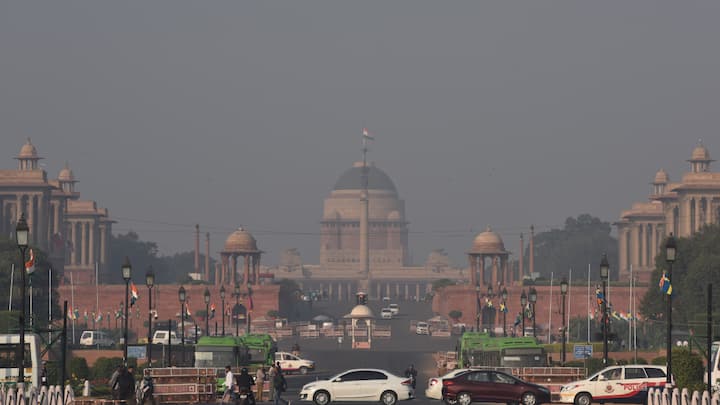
[{"x1": 458, "y1": 332, "x2": 546, "y2": 368}]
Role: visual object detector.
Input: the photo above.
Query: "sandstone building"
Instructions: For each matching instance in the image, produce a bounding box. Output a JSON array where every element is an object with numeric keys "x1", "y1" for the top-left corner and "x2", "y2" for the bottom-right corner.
[
  {"x1": 0, "y1": 139, "x2": 112, "y2": 284},
  {"x1": 617, "y1": 142, "x2": 720, "y2": 283}
]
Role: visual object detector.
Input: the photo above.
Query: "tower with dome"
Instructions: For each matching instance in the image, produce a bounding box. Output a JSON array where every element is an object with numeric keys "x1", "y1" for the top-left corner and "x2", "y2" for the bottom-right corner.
[{"x1": 617, "y1": 142, "x2": 720, "y2": 283}]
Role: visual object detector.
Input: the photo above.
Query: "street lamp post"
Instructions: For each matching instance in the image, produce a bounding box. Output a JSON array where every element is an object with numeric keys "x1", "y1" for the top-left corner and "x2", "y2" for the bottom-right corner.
[
  {"x1": 600, "y1": 253, "x2": 610, "y2": 365},
  {"x1": 220, "y1": 285, "x2": 226, "y2": 336},
  {"x1": 246, "y1": 286, "x2": 252, "y2": 335},
  {"x1": 529, "y1": 287, "x2": 537, "y2": 338},
  {"x1": 121, "y1": 257, "x2": 132, "y2": 364},
  {"x1": 204, "y1": 288, "x2": 211, "y2": 337},
  {"x1": 501, "y1": 288, "x2": 508, "y2": 337},
  {"x1": 487, "y1": 286, "x2": 495, "y2": 331},
  {"x1": 475, "y1": 285, "x2": 481, "y2": 331},
  {"x1": 665, "y1": 234, "x2": 677, "y2": 386},
  {"x1": 520, "y1": 290, "x2": 527, "y2": 337},
  {"x1": 234, "y1": 284, "x2": 240, "y2": 336},
  {"x1": 560, "y1": 278, "x2": 568, "y2": 365},
  {"x1": 178, "y1": 286, "x2": 186, "y2": 365},
  {"x1": 145, "y1": 267, "x2": 155, "y2": 367},
  {"x1": 15, "y1": 214, "x2": 29, "y2": 385}
]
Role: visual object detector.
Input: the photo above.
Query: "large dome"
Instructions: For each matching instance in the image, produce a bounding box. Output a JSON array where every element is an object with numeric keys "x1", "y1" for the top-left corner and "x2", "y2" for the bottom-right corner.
[
  {"x1": 58, "y1": 162, "x2": 75, "y2": 182},
  {"x1": 333, "y1": 162, "x2": 397, "y2": 192},
  {"x1": 224, "y1": 227, "x2": 259, "y2": 252},
  {"x1": 471, "y1": 226, "x2": 506, "y2": 253},
  {"x1": 653, "y1": 169, "x2": 668, "y2": 184}
]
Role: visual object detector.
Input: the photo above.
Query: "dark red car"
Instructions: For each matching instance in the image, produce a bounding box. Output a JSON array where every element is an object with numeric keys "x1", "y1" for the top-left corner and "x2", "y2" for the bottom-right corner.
[{"x1": 442, "y1": 369, "x2": 551, "y2": 405}]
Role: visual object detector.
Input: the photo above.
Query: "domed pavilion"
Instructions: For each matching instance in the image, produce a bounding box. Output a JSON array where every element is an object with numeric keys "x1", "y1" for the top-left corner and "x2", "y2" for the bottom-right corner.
[
  {"x1": 467, "y1": 226, "x2": 511, "y2": 287},
  {"x1": 218, "y1": 227, "x2": 262, "y2": 286}
]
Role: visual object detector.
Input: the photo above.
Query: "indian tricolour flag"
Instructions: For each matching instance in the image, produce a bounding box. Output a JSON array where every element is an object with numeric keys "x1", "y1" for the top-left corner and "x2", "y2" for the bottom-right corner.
[
  {"x1": 25, "y1": 248, "x2": 35, "y2": 274},
  {"x1": 362, "y1": 128, "x2": 374, "y2": 140},
  {"x1": 130, "y1": 282, "x2": 139, "y2": 306}
]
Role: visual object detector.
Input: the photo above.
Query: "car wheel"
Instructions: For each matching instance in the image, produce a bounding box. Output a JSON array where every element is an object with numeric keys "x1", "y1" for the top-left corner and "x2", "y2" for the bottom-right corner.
[
  {"x1": 457, "y1": 392, "x2": 472, "y2": 405},
  {"x1": 574, "y1": 393, "x2": 592, "y2": 405},
  {"x1": 444, "y1": 396, "x2": 458, "y2": 405},
  {"x1": 299, "y1": 366, "x2": 309, "y2": 375},
  {"x1": 521, "y1": 392, "x2": 537, "y2": 405},
  {"x1": 313, "y1": 390, "x2": 331, "y2": 405},
  {"x1": 380, "y1": 390, "x2": 397, "y2": 405}
]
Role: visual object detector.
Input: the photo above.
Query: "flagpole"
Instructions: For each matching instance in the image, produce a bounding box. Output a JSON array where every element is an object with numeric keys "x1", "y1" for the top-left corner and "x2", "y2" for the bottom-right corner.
[
  {"x1": 9, "y1": 264, "x2": 14, "y2": 311},
  {"x1": 49, "y1": 266, "x2": 52, "y2": 342},
  {"x1": 71, "y1": 273, "x2": 76, "y2": 344},
  {"x1": 548, "y1": 271, "x2": 553, "y2": 344},
  {"x1": 629, "y1": 264, "x2": 632, "y2": 352},
  {"x1": 95, "y1": 262, "x2": 99, "y2": 326},
  {"x1": 587, "y1": 264, "x2": 590, "y2": 343}
]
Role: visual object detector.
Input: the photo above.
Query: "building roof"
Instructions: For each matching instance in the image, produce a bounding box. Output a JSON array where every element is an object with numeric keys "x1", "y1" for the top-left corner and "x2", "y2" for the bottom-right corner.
[
  {"x1": 653, "y1": 169, "x2": 669, "y2": 184},
  {"x1": 333, "y1": 163, "x2": 397, "y2": 192},
  {"x1": 16, "y1": 138, "x2": 40, "y2": 159},
  {"x1": 224, "y1": 227, "x2": 259, "y2": 252},
  {"x1": 470, "y1": 226, "x2": 507, "y2": 254},
  {"x1": 58, "y1": 162, "x2": 76, "y2": 182},
  {"x1": 689, "y1": 143, "x2": 713, "y2": 162},
  {"x1": 345, "y1": 304, "x2": 374, "y2": 319}
]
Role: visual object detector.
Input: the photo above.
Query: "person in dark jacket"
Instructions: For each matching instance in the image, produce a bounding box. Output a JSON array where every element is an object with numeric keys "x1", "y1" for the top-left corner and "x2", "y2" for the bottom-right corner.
[
  {"x1": 272, "y1": 367, "x2": 289, "y2": 405},
  {"x1": 236, "y1": 368, "x2": 256, "y2": 405},
  {"x1": 116, "y1": 366, "x2": 137, "y2": 405}
]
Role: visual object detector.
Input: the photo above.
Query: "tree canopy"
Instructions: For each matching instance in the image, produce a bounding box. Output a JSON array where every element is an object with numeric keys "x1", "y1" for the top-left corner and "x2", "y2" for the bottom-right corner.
[
  {"x1": 640, "y1": 225, "x2": 720, "y2": 328},
  {"x1": 530, "y1": 214, "x2": 618, "y2": 281}
]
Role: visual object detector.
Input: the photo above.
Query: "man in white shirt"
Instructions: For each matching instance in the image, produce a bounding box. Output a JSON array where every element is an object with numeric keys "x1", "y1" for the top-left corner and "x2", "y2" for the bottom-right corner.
[{"x1": 223, "y1": 366, "x2": 235, "y2": 403}]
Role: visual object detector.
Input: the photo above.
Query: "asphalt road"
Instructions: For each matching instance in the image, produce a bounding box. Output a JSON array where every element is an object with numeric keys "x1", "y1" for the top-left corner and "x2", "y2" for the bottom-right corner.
[{"x1": 274, "y1": 299, "x2": 457, "y2": 405}]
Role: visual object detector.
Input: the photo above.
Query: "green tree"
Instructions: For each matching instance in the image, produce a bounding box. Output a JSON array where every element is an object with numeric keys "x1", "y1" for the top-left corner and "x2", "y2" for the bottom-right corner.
[
  {"x1": 531, "y1": 214, "x2": 618, "y2": 281},
  {"x1": 672, "y1": 347, "x2": 704, "y2": 391},
  {"x1": 640, "y1": 225, "x2": 720, "y2": 327},
  {"x1": 449, "y1": 310, "x2": 463, "y2": 322},
  {"x1": 432, "y1": 279, "x2": 455, "y2": 291}
]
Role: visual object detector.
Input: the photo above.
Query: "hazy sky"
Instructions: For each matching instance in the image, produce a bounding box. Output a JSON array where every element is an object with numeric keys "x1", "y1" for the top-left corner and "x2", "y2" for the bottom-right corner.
[{"x1": 1, "y1": 2, "x2": 719, "y2": 267}]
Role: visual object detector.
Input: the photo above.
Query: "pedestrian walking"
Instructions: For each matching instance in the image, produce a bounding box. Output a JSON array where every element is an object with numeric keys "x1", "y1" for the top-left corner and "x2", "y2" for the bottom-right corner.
[
  {"x1": 267, "y1": 363, "x2": 277, "y2": 401},
  {"x1": 116, "y1": 366, "x2": 137, "y2": 405},
  {"x1": 404, "y1": 364, "x2": 417, "y2": 389},
  {"x1": 272, "y1": 367, "x2": 289, "y2": 405},
  {"x1": 109, "y1": 364, "x2": 123, "y2": 400},
  {"x1": 222, "y1": 366, "x2": 236, "y2": 403},
  {"x1": 40, "y1": 361, "x2": 49, "y2": 386},
  {"x1": 138, "y1": 368, "x2": 156, "y2": 405},
  {"x1": 255, "y1": 367, "x2": 266, "y2": 402}
]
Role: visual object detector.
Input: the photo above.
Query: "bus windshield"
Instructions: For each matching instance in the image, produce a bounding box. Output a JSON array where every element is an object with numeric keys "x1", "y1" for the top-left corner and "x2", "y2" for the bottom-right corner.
[{"x1": 0, "y1": 334, "x2": 41, "y2": 388}]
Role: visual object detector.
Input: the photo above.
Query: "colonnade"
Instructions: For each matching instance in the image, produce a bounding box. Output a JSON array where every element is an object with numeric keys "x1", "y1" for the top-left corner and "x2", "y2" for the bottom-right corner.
[
  {"x1": 295, "y1": 280, "x2": 433, "y2": 302},
  {"x1": 218, "y1": 252, "x2": 262, "y2": 286}
]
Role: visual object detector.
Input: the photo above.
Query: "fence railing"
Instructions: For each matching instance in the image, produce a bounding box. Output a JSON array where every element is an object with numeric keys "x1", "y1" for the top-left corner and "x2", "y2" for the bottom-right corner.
[
  {"x1": 648, "y1": 387, "x2": 720, "y2": 405},
  {"x1": 1, "y1": 385, "x2": 74, "y2": 405}
]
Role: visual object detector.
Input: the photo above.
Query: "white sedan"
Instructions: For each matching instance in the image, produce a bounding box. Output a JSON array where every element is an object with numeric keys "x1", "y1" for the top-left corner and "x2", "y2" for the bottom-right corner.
[
  {"x1": 425, "y1": 369, "x2": 470, "y2": 400},
  {"x1": 299, "y1": 368, "x2": 414, "y2": 405}
]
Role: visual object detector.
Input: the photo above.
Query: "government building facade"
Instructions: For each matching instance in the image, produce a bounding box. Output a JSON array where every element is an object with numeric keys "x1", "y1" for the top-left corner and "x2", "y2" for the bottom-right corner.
[
  {"x1": 616, "y1": 143, "x2": 720, "y2": 283},
  {"x1": 0, "y1": 139, "x2": 112, "y2": 284}
]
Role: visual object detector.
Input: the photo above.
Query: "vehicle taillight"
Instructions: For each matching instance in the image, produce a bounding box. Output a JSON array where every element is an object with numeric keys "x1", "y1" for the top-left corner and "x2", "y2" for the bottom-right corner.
[
  {"x1": 443, "y1": 379, "x2": 455, "y2": 386},
  {"x1": 429, "y1": 378, "x2": 438, "y2": 386},
  {"x1": 401, "y1": 379, "x2": 412, "y2": 386}
]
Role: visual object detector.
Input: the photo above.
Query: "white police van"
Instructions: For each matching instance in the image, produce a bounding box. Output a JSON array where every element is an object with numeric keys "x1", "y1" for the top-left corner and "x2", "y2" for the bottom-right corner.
[{"x1": 559, "y1": 365, "x2": 669, "y2": 405}]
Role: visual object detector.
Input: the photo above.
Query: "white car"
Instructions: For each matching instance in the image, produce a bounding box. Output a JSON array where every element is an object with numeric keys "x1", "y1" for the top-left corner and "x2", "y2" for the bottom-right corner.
[
  {"x1": 299, "y1": 368, "x2": 414, "y2": 405},
  {"x1": 79, "y1": 330, "x2": 114, "y2": 347},
  {"x1": 415, "y1": 322, "x2": 429, "y2": 335},
  {"x1": 389, "y1": 304, "x2": 399, "y2": 315},
  {"x1": 381, "y1": 308, "x2": 393, "y2": 319},
  {"x1": 275, "y1": 351, "x2": 315, "y2": 374},
  {"x1": 425, "y1": 368, "x2": 469, "y2": 400},
  {"x1": 559, "y1": 365, "x2": 669, "y2": 405}
]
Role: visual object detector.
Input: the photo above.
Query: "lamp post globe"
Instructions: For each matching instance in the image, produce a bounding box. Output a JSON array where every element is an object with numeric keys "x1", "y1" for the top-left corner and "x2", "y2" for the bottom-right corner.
[
  {"x1": 145, "y1": 267, "x2": 155, "y2": 366},
  {"x1": 204, "y1": 288, "x2": 211, "y2": 337},
  {"x1": 220, "y1": 285, "x2": 226, "y2": 336},
  {"x1": 665, "y1": 234, "x2": 677, "y2": 385},
  {"x1": 529, "y1": 287, "x2": 537, "y2": 338},
  {"x1": 520, "y1": 290, "x2": 527, "y2": 337},
  {"x1": 15, "y1": 213, "x2": 29, "y2": 385},
  {"x1": 600, "y1": 253, "x2": 610, "y2": 364},
  {"x1": 560, "y1": 277, "x2": 569, "y2": 364},
  {"x1": 178, "y1": 286, "x2": 186, "y2": 364},
  {"x1": 121, "y1": 257, "x2": 132, "y2": 364}
]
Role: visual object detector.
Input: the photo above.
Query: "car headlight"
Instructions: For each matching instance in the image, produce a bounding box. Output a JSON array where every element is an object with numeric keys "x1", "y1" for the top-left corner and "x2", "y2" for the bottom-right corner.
[{"x1": 560, "y1": 385, "x2": 577, "y2": 392}]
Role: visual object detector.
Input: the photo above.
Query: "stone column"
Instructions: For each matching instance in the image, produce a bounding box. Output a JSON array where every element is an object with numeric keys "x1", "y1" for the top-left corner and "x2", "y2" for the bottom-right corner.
[
  {"x1": 232, "y1": 254, "x2": 239, "y2": 285},
  {"x1": 468, "y1": 255, "x2": 476, "y2": 286},
  {"x1": 491, "y1": 256, "x2": 499, "y2": 287},
  {"x1": 89, "y1": 221, "x2": 95, "y2": 266},
  {"x1": 638, "y1": 224, "x2": 645, "y2": 268},
  {"x1": 243, "y1": 255, "x2": 250, "y2": 286},
  {"x1": 416, "y1": 284, "x2": 420, "y2": 302},
  {"x1": 479, "y1": 256, "x2": 486, "y2": 287},
  {"x1": 255, "y1": 254, "x2": 261, "y2": 285},
  {"x1": 81, "y1": 221, "x2": 88, "y2": 266},
  {"x1": 69, "y1": 221, "x2": 76, "y2": 265},
  {"x1": 386, "y1": 283, "x2": 391, "y2": 298},
  {"x1": 100, "y1": 224, "x2": 107, "y2": 264},
  {"x1": 404, "y1": 284, "x2": 409, "y2": 300},
  {"x1": 681, "y1": 198, "x2": 692, "y2": 236},
  {"x1": 529, "y1": 225, "x2": 535, "y2": 278},
  {"x1": 338, "y1": 283, "x2": 343, "y2": 302},
  {"x1": 395, "y1": 283, "x2": 400, "y2": 298},
  {"x1": 503, "y1": 257, "x2": 509, "y2": 285},
  {"x1": 618, "y1": 228, "x2": 628, "y2": 280}
]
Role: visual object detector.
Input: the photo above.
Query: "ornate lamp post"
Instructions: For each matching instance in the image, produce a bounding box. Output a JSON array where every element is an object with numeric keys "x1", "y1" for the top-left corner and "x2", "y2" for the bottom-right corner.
[
  {"x1": 665, "y1": 234, "x2": 677, "y2": 386},
  {"x1": 145, "y1": 267, "x2": 155, "y2": 367},
  {"x1": 487, "y1": 285, "x2": 495, "y2": 331},
  {"x1": 246, "y1": 286, "x2": 253, "y2": 335},
  {"x1": 121, "y1": 257, "x2": 132, "y2": 364},
  {"x1": 475, "y1": 284, "x2": 481, "y2": 331},
  {"x1": 178, "y1": 286, "x2": 186, "y2": 364},
  {"x1": 501, "y1": 287, "x2": 508, "y2": 337},
  {"x1": 520, "y1": 290, "x2": 527, "y2": 337},
  {"x1": 204, "y1": 288, "x2": 211, "y2": 337},
  {"x1": 15, "y1": 214, "x2": 29, "y2": 384},
  {"x1": 529, "y1": 287, "x2": 537, "y2": 338},
  {"x1": 219, "y1": 285, "x2": 226, "y2": 336},
  {"x1": 234, "y1": 284, "x2": 240, "y2": 336},
  {"x1": 600, "y1": 253, "x2": 609, "y2": 365},
  {"x1": 560, "y1": 277, "x2": 568, "y2": 364}
]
